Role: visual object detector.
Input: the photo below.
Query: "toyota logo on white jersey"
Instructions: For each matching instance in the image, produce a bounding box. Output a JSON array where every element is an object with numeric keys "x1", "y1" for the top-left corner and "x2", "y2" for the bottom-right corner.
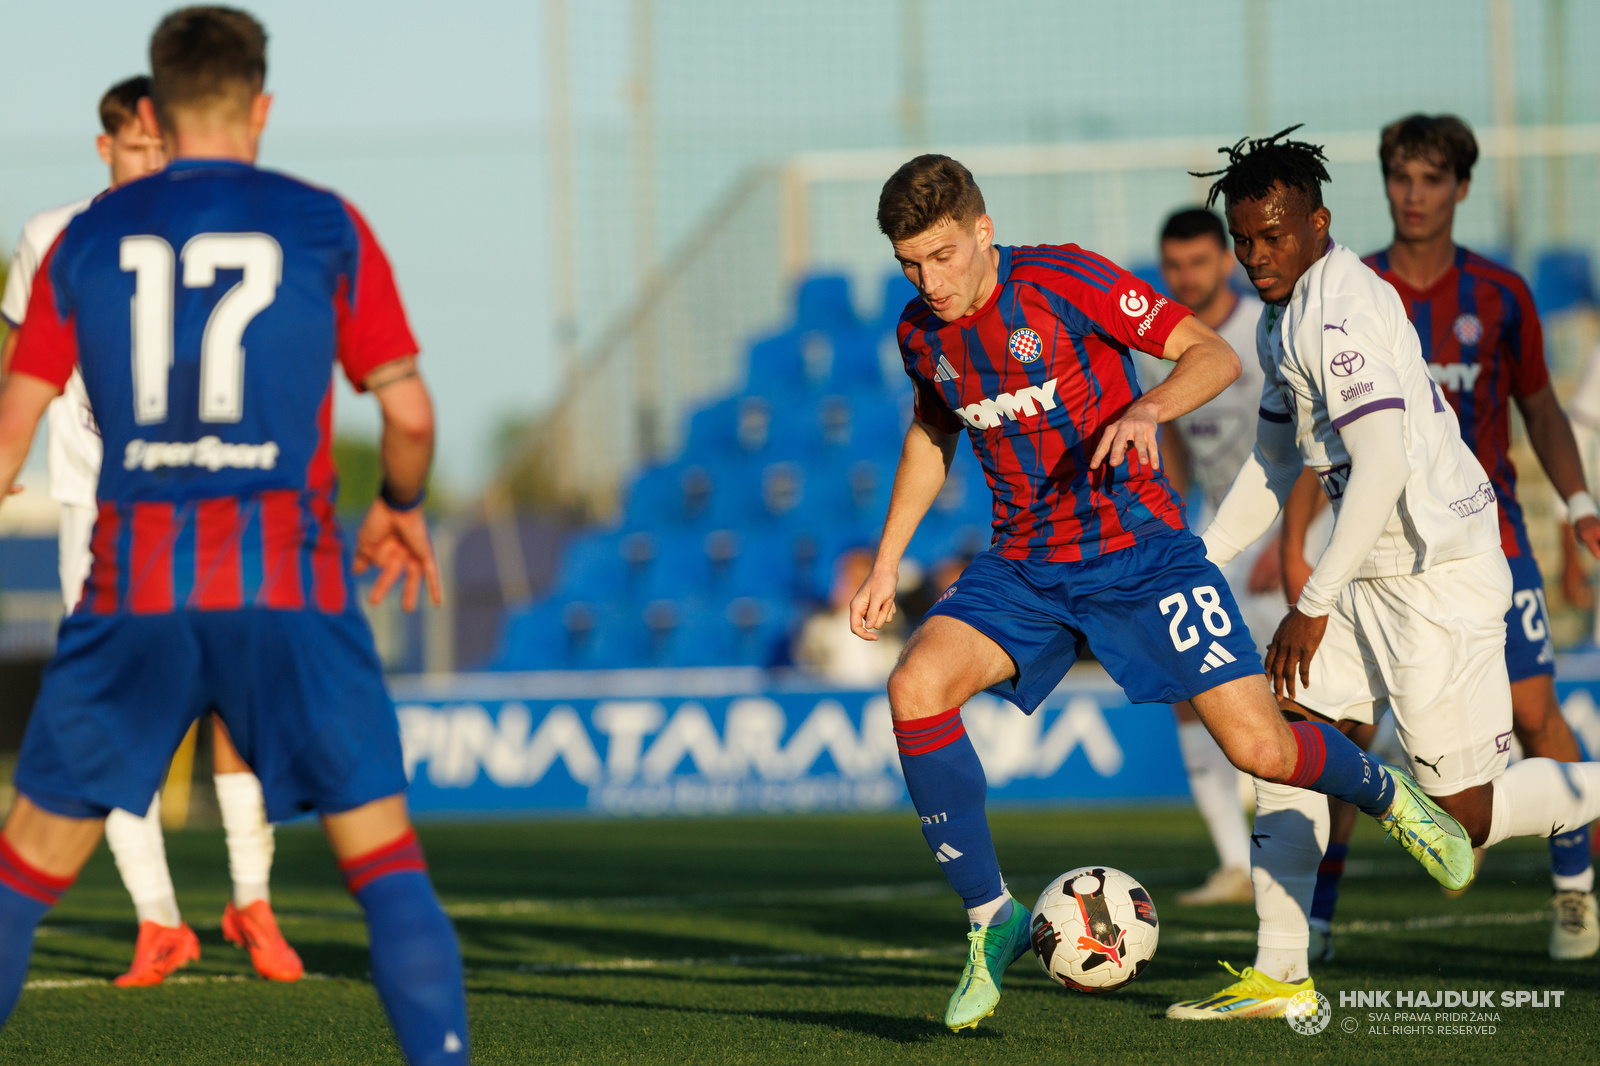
[
  {"x1": 1330, "y1": 350, "x2": 1366, "y2": 377},
  {"x1": 1118, "y1": 289, "x2": 1150, "y2": 317}
]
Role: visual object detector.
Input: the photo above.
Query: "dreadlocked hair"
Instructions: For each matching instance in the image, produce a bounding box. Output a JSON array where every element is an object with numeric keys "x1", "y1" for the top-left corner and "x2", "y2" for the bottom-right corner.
[{"x1": 1191, "y1": 125, "x2": 1331, "y2": 211}]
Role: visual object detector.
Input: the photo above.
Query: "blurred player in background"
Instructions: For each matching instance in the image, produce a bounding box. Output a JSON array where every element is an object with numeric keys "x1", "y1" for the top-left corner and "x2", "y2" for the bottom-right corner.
[
  {"x1": 1150, "y1": 207, "x2": 1269, "y2": 906},
  {"x1": 1172, "y1": 128, "x2": 1600, "y2": 1021},
  {"x1": 0, "y1": 9, "x2": 467, "y2": 1062},
  {"x1": 0, "y1": 73, "x2": 302, "y2": 989},
  {"x1": 1295, "y1": 115, "x2": 1599, "y2": 962},
  {"x1": 854, "y1": 153, "x2": 1477, "y2": 1033}
]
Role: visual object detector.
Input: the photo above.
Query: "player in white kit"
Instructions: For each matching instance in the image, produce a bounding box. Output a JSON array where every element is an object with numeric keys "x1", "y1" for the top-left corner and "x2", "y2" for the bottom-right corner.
[
  {"x1": 1168, "y1": 128, "x2": 1600, "y2": 1019},
  {"x1": 0, "y1": 75, "x2": 300, "y2": 987},
  {"x1": 1147, "y1": 208, "x2": 1270, "y2": 905}
]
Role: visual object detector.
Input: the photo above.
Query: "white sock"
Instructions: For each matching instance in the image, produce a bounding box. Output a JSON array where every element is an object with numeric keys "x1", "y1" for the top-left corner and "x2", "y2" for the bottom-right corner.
[
  {"x1": 1250, "y1": 777, "x2": 1329, "y2": 984},
  {"x1": 967, "y1": 891, "x2": 1013, "y2": 928},
  {"x1": 1485, "y1": 758, "x2": 1600, "y2": 849},
  {"x1": 104, "y1": 794, "x2": 181, "y2": 927},
  {"x1": 1553, "y1": 868, "x2": 1596, "y2": 894},
  {"x1": 214, "y1": 772, "x2": 274, "y2": 907},
  {"x1": 1179, "y1": 721, "x2": 1252, "y2": 872}
]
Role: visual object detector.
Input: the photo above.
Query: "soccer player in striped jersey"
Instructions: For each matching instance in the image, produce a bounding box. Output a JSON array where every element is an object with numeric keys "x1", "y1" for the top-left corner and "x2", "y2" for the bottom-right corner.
[
  {"x1": 0, "y1": 10, "x2": 466, "y2": 1061},
  {"x1": 0, "y1": 74, "x2": 300, "y2": 986},
  {"x1": 1295, "y1": 115, "x2": 1598, "y2": 961},
  {"x1": 852, "y1": 154, "x2": 1477, "y2": 1032}
]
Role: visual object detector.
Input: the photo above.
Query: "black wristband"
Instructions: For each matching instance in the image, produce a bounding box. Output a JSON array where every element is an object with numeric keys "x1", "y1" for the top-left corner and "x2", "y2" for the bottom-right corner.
[{"x1": 380, "y1": 480, "x2": 426, "y2": 512}]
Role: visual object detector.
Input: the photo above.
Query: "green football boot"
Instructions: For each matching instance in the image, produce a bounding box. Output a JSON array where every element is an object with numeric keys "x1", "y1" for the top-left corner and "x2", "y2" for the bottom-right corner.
[
  {"x1": 1375, "y1": 766, "x2": 1475, "y2": 892},
  {"x1": 944, "y1": 899, "x2": 1032, "y2": 1032}
]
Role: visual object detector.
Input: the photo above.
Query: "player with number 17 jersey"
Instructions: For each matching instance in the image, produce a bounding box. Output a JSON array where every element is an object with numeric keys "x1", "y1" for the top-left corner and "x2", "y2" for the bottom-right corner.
[
  {"x1": 898, "y1": 243, "x2": 1263, "y2": 712},
  {"x1": 10, "y1": 159, "x2": 415, "y2": 822}
]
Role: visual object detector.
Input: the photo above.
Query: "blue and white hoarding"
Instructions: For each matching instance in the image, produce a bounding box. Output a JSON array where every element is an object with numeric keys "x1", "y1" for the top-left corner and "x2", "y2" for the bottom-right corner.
[{"x1": 392, "y1": 661, "x2": 1600, "y2": 817}]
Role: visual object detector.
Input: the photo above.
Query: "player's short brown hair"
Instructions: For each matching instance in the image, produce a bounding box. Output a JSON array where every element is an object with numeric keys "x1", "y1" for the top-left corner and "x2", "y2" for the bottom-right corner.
[
  {"x1": 99, "y1": 75, "x2": 153, "y2": 135},
  {"x1": 877, "y1": 155, "x2": 987, "y2": 243},
  {"x1": 149, "y1": 6, "x2": 267, "y2": 127},
  {"x1": 1379, "y1": 114, "x2": 1478, "y2": 182}
]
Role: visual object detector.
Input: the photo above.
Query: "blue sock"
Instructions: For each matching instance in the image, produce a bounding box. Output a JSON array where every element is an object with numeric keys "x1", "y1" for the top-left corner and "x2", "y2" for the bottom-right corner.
[
  {"x1": 1310, "y1": 842, "x2": 1348, "y2": 923},
  {"x1": 895, "y1": 708, "x2": 1005, "y2": 911},
  {"x1": 1550, "y1": 824, "x2": 1592, "y2": 884},
  {"x1": 0, "y1": 838, "x2": 74, "y2": 1025},
  {"x1": 1277, "y1": 721, "x2": 1396, "y2": 817},
  {"x1": 341, "y1": 831, "x2": 468, "y2": 1066}
]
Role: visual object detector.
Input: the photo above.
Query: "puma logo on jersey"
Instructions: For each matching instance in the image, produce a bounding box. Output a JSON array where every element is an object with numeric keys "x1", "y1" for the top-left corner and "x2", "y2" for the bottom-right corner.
[
  {"x1": 1412, "y1": 754, "x2": 1444, "y2": 776},
  {"x1": 954, "y1": 379, "x2": 1059, "y2": 430},
  {"x1": 1323, "y1": 319, "x2": 1349, "y2": 334},
  {"x1": 1429, "y1": 363, "x2": 1482, "y2": 392}
]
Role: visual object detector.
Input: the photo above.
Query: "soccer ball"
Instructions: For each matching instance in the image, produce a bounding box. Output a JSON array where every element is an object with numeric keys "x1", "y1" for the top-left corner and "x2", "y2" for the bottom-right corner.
[{"x1": 1030, "y1": 866, "x2": 1159, "y2": 993}]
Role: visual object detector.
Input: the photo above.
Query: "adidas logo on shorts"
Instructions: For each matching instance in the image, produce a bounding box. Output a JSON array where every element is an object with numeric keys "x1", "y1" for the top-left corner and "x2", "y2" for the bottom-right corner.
[{"x1": 1198, "y1": 641, "x2": 1236, "y2": 674}]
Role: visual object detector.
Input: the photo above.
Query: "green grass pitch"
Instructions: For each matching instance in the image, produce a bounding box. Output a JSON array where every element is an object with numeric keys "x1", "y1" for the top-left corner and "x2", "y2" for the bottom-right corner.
[{"x1": 0, "y1": 807, "x2": 1593, "y2": 1065}]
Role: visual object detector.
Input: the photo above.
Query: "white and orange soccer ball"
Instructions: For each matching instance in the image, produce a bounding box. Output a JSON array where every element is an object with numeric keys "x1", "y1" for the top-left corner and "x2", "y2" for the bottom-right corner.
[{"x1": 1030, "y1": 866, "x2": 1159, "y2": 993}]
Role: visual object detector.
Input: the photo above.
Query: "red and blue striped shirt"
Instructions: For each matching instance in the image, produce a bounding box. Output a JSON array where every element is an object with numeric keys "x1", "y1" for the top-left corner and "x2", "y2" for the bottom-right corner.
[
  {"x1": 898, "y1": 244, "x2": 1193, "y2": 563},
  {"x1": 11, "y1": 160, "x2": 418, "y2": 615},
  {"x1": 1363, "y1": 246, "x2": 1547, "y2": 557}
]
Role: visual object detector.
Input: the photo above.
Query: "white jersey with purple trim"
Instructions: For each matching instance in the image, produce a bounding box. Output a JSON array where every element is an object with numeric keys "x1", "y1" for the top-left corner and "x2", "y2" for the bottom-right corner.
[
  {"x1": 2, "y1": 196, "x2": 102, "y2": 510},
  {"x1": 1144, "y1": 291, "x2": 1265, "y2": 511},
  {"x1": 1256, "y1": 241, "x2": 1499, "y2": 579}
]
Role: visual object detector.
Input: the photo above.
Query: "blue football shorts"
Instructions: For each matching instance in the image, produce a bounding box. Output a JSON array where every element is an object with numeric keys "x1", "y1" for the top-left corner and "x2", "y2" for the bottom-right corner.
[
  {"x1": 924, "y1": 528, "x2": 1263, "y2": 713},
  {"x1": 1503, "y1": 549, "x2": 1556, "y2": 683},
  {"x1": 16, "y1": 607, "x2": 407, "y2": 823}
]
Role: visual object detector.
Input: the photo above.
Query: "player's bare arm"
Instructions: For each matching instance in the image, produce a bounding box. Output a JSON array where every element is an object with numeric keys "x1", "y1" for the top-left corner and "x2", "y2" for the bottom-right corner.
[
  {"x1": 1090, "y1": 315, "x2": 1240, "y2": 473},
  {"x1": 851, "y1": 417, "x2": 958, "y2": 641},
  {"x1": 1517, "y1": 382, "x2": 1600, "y2": 558},
  {"x1": 0, "y1": 372, "x2": 63, "y2": 493},
  {"x1": 1276, "y1": 468, "x2": 1326, "y2": 602},
  {"x1": 0, "y1": 331, "x2": 18, "y2": 376},
  {"x1": 354, "y1": 355, "x2": 442, "y2": 611}
]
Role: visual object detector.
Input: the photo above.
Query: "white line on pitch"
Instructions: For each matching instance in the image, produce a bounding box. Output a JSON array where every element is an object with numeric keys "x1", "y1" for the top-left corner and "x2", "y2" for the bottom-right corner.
[{"x1": 24, "y1": 973, "x2": 331, "y2": 992}]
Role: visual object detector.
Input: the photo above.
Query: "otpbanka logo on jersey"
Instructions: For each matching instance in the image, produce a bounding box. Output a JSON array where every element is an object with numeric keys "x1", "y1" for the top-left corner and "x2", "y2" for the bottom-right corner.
[{"x1": 1118, "y1": 288, "x2": 1169, "y2": 339}]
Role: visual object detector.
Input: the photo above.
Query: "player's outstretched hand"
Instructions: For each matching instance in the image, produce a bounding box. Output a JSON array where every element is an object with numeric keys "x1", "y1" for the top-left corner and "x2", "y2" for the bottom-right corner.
[
  {"x1": 1265, "y1": 607, "x2": 1328, "y2": 701},
  {"x1": 1575, "y1": 516, "x2": 1600, "y2": 560},
  {"x1": 849, "y1": 566, "x2": 898, "y2": 642},
  {"x1": 354, "y1": 500, "x2": 443, "y2": 611},
  {"x1": 1089, "y1": 404, "x2": 1159, "y2": 474}
]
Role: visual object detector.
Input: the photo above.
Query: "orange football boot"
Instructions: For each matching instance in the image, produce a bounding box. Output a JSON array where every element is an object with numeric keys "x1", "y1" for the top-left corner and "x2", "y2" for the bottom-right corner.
[
  {"x1": 222, "y1": 900, "x2": 304, "y2": 982},
  {"x1": 114, "y1": 921, "x2": 201, "y2": 987}
]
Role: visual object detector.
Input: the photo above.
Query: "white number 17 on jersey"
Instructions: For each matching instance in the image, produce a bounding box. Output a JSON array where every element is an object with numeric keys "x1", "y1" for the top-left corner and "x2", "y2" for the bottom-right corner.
[{"x1": 120, "y1": 233, "x2": 283, "y2": 426}]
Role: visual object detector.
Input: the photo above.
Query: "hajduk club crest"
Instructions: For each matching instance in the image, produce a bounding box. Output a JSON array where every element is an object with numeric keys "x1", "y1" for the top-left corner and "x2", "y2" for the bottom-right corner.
[{"x1": 1008, "y1": 327, "x2": 1043, "y2": 363}]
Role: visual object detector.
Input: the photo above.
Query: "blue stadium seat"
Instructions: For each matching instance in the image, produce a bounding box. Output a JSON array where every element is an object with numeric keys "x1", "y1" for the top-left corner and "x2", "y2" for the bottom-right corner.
[
  {"x1": 625, "y1": 462, "x2": 719, "y2": 529},
  {"x1": 745, "y1": 333, "x2": 806, "y2": 395},
  {"x1": 494, "y1": 599, "x2": 645, "y2": 671},
  {"x1": 794, "y1": 274, "x2": 857, "y2": 331},
  {"x1": 1534, "y1": 249, "x2": 1596, "y2": 315},
  {"x1": 825, "y1": 330, "x2": 883, "y2": 391},
  {"x1": 661, "y1": 597, "x2": 796, "y2": 668},
  {"x1": 875, "y1": 271, "x2": 918, "y2": 330},
  {"x1": 682, "y1": 395, "x2": 777, "y2": 460}
]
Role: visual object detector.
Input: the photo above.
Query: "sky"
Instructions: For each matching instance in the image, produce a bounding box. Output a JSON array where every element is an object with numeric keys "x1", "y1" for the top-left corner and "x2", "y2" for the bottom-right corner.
[{"x1": 1, "y1": 0, "x2": 1591, "y2": 493}]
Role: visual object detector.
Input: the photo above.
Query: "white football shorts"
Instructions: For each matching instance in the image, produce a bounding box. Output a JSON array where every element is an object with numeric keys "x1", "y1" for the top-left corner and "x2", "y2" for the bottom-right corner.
[{"x1": 1290, "y1": 549, "x2": 1514, "y2": 797}]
